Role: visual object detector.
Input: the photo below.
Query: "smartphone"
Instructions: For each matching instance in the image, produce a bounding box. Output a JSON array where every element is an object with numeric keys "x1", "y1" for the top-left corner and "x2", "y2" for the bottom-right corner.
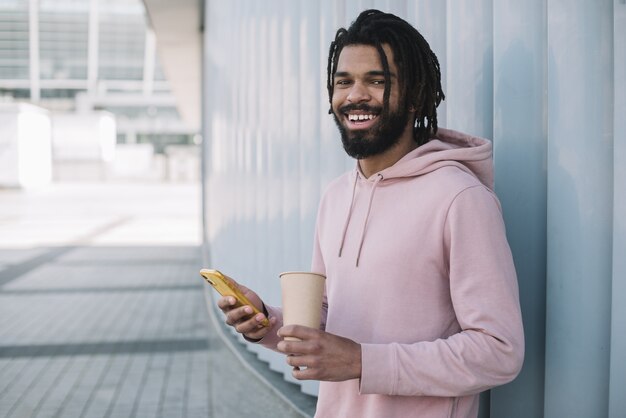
[{"x1": 200, "y1": 269, "x2": 269, "y2": 327}]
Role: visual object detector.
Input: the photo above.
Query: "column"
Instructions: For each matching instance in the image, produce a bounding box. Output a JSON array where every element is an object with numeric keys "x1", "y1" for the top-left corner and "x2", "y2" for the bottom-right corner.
[{"x1": 544, "y1": 0, "x2": 614, "y2": 416}]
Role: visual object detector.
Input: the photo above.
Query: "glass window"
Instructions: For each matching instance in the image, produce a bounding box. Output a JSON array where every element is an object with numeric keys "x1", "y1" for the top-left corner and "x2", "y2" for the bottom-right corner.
[
  {"x1": 0, "y1": 88, "x2": 29, "y2": 98},
  {"x1": 39, "y1": 0, "x2": 89, "y2": 80},
  {"x1": 137, "y1": 133, "x2": 194, "y2": 154},
  {"x1": 0, "y1": 2, "x2": 29, "y2": 80},
  {"x1": 40, "y1": 88, "x2": 84, "y2": 99},
  {"x1": 99, "y1": 0, "x2": 146, "y2": 81}
]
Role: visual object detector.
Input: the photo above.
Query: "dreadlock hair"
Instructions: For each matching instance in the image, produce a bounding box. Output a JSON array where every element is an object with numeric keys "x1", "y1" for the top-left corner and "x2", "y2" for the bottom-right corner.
[{"x1": 327, "y1": 9, "x2": 445, "y2": 146}]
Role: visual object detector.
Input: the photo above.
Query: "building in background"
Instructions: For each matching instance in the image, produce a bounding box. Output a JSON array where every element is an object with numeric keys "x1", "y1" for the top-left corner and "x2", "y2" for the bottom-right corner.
[{"x1": 0, "y1": 0, "x2": 199, "y2": 185}]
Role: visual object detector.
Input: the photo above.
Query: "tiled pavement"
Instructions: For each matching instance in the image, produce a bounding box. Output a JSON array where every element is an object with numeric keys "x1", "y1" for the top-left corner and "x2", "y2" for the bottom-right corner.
[{"x1": 0, "y1": 183, "x2": 211, "y2": 418}]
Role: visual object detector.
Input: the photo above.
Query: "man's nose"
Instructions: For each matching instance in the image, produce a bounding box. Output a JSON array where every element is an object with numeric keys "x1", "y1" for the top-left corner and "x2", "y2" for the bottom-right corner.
[{"x1": 347, "y1": 82, "x2": 371, "y2": 103}]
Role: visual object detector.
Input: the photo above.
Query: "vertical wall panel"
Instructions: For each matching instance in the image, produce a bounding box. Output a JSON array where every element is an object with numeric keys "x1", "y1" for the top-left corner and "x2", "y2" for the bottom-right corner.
[
  {"x1": 266, "y1": 7, "x2": 283, "y2": 303},
  {"x1": 545, "y1": 0, "x2": 614, "y2": 417},
  {"x1": 609, "y1": 2, "x2": 626, "y2": 417},
  {"x1": 318, "y1": 0, "x2": 351, "y2": 192},
  {"x1": 492, "y1": 1, "x2": 547, "y2": 417},
  {"x1": 298, "y1": 1, "x2": 321, "y2": 274},
  {"x1": 446, "y1": 0, "x2": 493, "y2": 139},
  {"x1": 406, "y1": 0, "x2": 447, "y2": 126}
]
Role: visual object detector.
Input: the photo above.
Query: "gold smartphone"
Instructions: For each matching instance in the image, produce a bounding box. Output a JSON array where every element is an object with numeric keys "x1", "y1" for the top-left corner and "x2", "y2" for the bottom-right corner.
[{"x1": 200, "y1": 269, "x2": 269, "y2": 327}]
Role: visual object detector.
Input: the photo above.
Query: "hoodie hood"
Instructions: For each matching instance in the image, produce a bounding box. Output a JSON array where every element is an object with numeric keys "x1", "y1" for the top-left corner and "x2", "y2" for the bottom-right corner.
[
  {"x1": 339, "y1": 128, "x2": 494, "y2": 266},
  {"x1": 363, "y1": 127, "x2": 494, "y2": 189}
]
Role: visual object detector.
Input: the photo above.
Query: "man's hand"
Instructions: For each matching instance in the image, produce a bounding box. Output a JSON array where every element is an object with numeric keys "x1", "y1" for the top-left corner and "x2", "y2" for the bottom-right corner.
[
  {"x1": 216, "y1": 282, "x2": 275, "y2": 341},
  {"x1": 276, "y1": 325, "x2": 361, "y2": 381}
]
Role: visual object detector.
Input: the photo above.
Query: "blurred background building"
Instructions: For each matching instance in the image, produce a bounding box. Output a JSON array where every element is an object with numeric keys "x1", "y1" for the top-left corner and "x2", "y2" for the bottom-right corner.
[{"x1": 0, "y1": 0, "x2": 199, "y2": 187}]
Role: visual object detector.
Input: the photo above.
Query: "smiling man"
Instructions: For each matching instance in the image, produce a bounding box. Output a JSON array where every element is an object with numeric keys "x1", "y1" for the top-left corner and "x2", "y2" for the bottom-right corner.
[
  {"x1": 217, "y1": 9, "x2": 524, "y2": 418},
  {"x1": 331, "y1": 43, "x2": 411, "y2": 163}
]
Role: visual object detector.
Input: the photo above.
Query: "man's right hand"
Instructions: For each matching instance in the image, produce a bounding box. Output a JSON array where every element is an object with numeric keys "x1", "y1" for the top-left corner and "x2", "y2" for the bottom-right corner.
[{"x1": 216, "y1": 282, "x2": 274, "y2": 341}]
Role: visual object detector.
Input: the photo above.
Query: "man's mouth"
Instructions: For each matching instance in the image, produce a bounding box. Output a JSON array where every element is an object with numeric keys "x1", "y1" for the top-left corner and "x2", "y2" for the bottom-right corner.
[
  {"x1": 344, "y1": 113, "x2": 378, "y2": 130},
  {"x1": 340, "y1": 104, "x2": 380, "y2": 130},
  {"x1": 347, "y1": 114, "x2": 376, "y2": 122}
]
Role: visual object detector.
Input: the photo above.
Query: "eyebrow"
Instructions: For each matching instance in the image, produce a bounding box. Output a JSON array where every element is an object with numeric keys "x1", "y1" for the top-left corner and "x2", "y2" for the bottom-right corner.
[{"x1": 334, "y1": 70, "x2": 397, "y2": 78}]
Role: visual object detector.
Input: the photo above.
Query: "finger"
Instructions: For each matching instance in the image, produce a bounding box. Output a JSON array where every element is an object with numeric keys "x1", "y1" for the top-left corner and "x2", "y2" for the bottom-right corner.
[
  {"x1": 285, "y1": 354, "x2": 314, "y2": 376},
  {"x1": 285, "y1": 354, "x2": 305, "y2": 368},
  {"x1": 238, "y1": 314, "x2": 270, "y2": 333},
  {"x1": 277, "y1": 339, "x2": 300, "y2": 355},
  {"x1": 277, "y1": 338, "x2": 313, "y2": 356},
  {"x1": 224, "y1": 305, "x2": 254, "y2": 326},
  {"x1": 234, "y1": 317, "x2": 264, "y2": 334},
  {"x1": 278, "y1": 324, "x2": 319, "y2": 340},
  {"x1": 231, "y1": 309, "x2": 270, "y2": 334},
  {"x1": 291, "y1": 365, "x2": 318, "y2": 381},
  {"x1": 217, "y1": 296, "x2": 237, "y2": 311}
]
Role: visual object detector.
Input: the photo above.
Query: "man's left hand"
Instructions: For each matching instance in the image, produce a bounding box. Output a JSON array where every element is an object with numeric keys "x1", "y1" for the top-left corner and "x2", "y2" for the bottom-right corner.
[{"x1": 277, "y1": 325, "x2": 361, "y2": 381}]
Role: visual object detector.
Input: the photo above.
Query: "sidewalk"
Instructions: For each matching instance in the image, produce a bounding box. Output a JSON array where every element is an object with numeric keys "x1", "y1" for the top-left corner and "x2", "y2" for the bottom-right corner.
[{"x1": 0, "y1": 182, "x2": 211, "y2": 418}]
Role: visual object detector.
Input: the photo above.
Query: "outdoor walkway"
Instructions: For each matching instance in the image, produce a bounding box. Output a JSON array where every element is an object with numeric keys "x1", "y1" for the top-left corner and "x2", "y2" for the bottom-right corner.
[{"x1": 0, "y1": 182, "x2": 211, "y2": 418}]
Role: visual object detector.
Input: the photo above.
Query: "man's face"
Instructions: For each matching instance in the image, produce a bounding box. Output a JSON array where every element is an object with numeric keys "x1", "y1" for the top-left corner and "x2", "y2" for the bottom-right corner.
[{"x1": 331, "y1": 44, "x2": 411, "y2": 159}]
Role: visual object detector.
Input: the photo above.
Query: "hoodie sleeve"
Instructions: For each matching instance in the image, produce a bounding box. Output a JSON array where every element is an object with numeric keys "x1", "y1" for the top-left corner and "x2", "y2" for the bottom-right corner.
[
  {"x1": 311, "y1": 220, "x2": 329, "y2": 332},
  {"x1": 360, "y1": 185, "x2": 525, "y2": 397}
]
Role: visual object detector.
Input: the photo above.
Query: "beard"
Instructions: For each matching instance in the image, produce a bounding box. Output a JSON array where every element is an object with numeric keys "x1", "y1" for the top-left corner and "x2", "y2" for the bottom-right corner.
[{"x1": 332, "y1": 103, "x2": 411, "y2": 159}]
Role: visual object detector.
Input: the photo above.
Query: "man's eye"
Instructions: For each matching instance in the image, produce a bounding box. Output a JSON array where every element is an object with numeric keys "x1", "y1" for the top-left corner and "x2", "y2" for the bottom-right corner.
[
  {"x1": 371, "y1": 79, "x2": 385, "y2": 85},
  {"x1": 335, "y1": 79, "x2": 351, "y2": 86}
]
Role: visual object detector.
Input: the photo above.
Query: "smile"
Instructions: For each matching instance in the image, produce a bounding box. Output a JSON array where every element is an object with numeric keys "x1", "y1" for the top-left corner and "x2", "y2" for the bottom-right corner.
[
  {"x1": 343, "y1": 112, "x2": 379, "y2": 130},
  {"x1": 347, "y1": 114, "x2": 376, "y2": 121}
]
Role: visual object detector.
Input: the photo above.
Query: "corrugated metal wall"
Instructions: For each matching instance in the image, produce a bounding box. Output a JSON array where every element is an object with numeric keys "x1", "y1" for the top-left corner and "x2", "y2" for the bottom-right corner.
[{"x1": 201, "y1": 1, "x2": 625, "y2": 416}]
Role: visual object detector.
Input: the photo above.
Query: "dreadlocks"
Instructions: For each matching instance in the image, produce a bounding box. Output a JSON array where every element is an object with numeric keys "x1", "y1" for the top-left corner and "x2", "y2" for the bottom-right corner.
[{"x1": 327, "y1": 9, "x2": 445, "y2": 146}]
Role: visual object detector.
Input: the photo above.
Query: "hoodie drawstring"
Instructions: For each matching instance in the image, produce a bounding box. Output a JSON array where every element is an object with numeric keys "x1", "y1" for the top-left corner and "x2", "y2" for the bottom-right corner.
[
  {"x1": 338, "y1": 172, "x2": 359, "y2": 258},
  {"x1": 356, "y1": 174, "x2": 383, "y2": 267},
  {"x1": 338, "y1": 172, "x2": 383, "y2": 267}
]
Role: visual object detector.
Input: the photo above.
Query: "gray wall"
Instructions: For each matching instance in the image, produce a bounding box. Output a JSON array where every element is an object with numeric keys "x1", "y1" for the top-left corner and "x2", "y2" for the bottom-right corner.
[{"x1": 201, "y1": 1, "x2": 626, "y2": 417}]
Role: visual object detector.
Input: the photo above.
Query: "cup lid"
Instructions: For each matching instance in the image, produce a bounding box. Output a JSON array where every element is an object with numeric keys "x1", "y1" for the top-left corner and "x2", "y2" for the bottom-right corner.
[{"x1": 279, "y1": 271, "x2": 326, "y2": 279}]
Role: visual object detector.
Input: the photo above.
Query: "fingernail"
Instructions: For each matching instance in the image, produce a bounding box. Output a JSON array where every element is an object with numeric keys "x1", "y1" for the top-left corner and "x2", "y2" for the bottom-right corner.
[{"x1": 244, "y1": 306, "x2": 253, "y2": 314}]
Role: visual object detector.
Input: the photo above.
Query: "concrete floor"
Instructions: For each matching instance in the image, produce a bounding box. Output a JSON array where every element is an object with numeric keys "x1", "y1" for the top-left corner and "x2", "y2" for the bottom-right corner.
[{"x1": 0, "y1": 182, "x2": 212, "y2": 418}]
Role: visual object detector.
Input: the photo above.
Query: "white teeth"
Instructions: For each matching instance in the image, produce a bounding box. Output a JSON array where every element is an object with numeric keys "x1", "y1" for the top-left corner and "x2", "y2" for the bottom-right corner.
[{"x1": 348, "y1": 114, "x2": 374, "y2": 121}]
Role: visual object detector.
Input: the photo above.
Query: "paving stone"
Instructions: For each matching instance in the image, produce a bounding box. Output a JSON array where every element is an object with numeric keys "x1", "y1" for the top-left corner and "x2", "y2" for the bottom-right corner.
[{"x1": 0, "y1": 183, "x2": 211, "y2": 418}]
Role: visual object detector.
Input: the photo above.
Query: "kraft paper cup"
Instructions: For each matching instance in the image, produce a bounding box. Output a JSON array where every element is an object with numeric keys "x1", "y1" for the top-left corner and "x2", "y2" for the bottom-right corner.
[{"x1": 279, "y1": 271, "x2": 326, "y2": 341}]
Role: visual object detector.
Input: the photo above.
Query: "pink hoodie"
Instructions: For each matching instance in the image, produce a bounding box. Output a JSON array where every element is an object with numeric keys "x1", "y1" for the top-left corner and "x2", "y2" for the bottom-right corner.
[{"x1": 261, "y1": 128, "x2": 525, "y2": 418}]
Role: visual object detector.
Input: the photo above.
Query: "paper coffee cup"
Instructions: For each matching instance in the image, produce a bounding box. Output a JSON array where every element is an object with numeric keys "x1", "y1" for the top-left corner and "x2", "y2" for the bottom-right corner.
[{"x1": 279, "y1": 271, "x2": 326, "y2": 341}]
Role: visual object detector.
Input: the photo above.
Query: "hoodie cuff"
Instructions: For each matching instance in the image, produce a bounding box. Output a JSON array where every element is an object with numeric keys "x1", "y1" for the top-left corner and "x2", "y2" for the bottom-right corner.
[{"x1": 359, "y1": 343, "x2": 397, "y2": 395}]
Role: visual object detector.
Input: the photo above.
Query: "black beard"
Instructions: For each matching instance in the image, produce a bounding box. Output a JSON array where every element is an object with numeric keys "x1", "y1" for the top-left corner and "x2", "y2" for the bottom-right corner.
[{"x1": 332, "y1": 103, "x2": 411, "y2": 159}]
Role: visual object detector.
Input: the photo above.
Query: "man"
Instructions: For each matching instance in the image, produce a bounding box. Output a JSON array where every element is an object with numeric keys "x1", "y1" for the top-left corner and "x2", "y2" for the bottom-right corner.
[{"x1": 218, "y1": 9, "x2": 524, "y2": 418}]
